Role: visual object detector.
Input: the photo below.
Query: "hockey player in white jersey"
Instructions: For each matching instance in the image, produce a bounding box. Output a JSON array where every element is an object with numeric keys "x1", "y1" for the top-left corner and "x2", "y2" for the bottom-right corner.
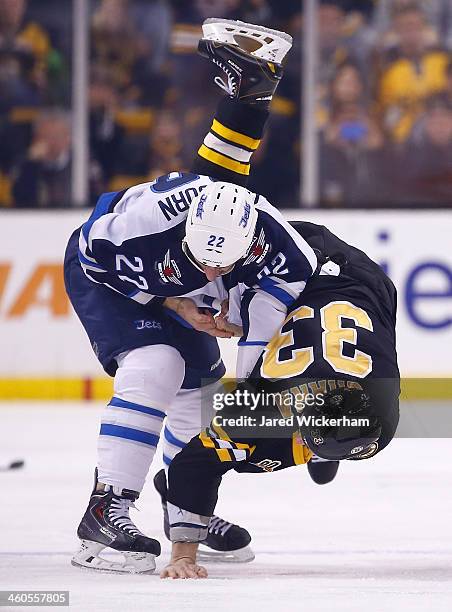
[{"x1": 65, "y1": 19, "x2": 317, "y2": 574}]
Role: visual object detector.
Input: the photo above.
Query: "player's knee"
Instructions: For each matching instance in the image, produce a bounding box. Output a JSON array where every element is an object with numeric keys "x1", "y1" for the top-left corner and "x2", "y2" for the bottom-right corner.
[{"x1": 114, "y1": 344, "x2": 185, "y2": 410}]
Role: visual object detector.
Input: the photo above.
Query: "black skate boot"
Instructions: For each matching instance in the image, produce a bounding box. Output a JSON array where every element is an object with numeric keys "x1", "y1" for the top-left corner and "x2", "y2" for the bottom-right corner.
[
  {"x1": 72, "y1": 469, "x2": 161, "y2": 574},
  {"x1": 154, "y1": 468, "x2": 254, "y2": 563},
  {"x1": 307, "y1": 456, "x2": 340, "y2": 485},
  {"x1": 198, "y1": 18, "x2": 292, "y2": 108}
]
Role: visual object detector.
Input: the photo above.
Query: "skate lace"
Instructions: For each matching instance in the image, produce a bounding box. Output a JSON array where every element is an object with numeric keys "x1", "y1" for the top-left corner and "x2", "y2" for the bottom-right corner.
[
  {"x1": 211, "y1": 58, "x2": 237, "y2": 96},
  {"x1": 208, "y1": 515, "x2": 233, "y2": 536},
  {"x1": 106, "y1": 497, "x2": 142, "y2": 537}
]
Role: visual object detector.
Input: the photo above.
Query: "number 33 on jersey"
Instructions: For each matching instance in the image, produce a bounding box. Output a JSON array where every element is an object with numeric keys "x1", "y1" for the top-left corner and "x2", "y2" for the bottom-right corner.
[{"x1": 258, "y1": 275, "x2": 399, "y2": 384}]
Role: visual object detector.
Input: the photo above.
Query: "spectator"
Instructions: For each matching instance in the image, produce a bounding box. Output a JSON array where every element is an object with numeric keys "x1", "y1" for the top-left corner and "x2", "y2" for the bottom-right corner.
[
  {"x1": 104, "y1": 107, "x2": 185, "y2": 181},
  {"x1": 168, "y1": 0, "x2": 237, "y2": 105},
  {"x1": 148, "y1": 108, "x2": 184, "y2": 178},
  {"x1": 314, "y1": 1, "x2": 372, "y2": 81},
  {"x1": 249, "y1": 9, "x2": 301, "y2": 208},
  {"x1": 12, "y1": 109, "x2": 72, "y2": 208},
  {"x1": 1, "y1": 0, "x2": 451, "y2": 209},
  {"x1": 91, "y1": 0, "x2": 169, "y2": 108},
  {"x1": 0, "y1": 0, "x2": 69, "y2": 177},
  {"x1": 335, "y1": 61, "x2": 364, "y2": 99},
  {"x1": 275, "y1": 8, "x2": 301, "y2": 112},
  {"x1": 373, "y1": 0, "x2": 452, "y2": 51},
  {"x1": 320, "y1": 63, "x2": 387, "y2": 206},
  {"x1": 317, "y1": 0, "x2": 350, "y2": 86},
  {"x1": 342, "y1": 1, "x2": 374, "y2": 21},
  {"x1": 239, "y1": 0, "x2": 272, "y2": 24},
  {"x1": 0, "y1": 0, "x2": 66, "y2": 110},
  {"x1": 378, "y1": 3, "x2": 449, "y2": 142},
  {"x1": 25, "y1": 0, "x2": 73, "y2": 61},
  {"x1": 89, "y1": 70, "x2": 125, "y2": 188},
  {"x1": 124, "y1": 0, "x2": 171, "y2": 72},
  {"x1": 312, "y1": 1, "x2": 374, "y2": 131},
  {"x1": 248, "y1": 117, "x2": 300, "y2": 208},
  {"x1": 393, "y1": 96, "x2": 452, "y2": 204},
  {"x1": 323, "y1": 60, "x2": 368, "y2": 122}
]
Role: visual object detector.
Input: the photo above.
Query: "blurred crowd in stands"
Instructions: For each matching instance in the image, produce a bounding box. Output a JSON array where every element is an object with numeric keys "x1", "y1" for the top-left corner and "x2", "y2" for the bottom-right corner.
[{"x1": 1, "y1": 0, "x2": 452, "y2": 208}]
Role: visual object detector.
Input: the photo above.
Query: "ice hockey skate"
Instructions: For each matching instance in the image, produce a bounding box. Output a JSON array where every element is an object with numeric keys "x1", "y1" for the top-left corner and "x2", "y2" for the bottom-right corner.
[
  {"x1": 154, "y1": 469, "x2": 254, "y2": 563},
  {"x1": 72, "y1": 470, "x2": 161, "y2": 574},
  {"x1": 198, "y1": 18, "x2": 292, "y2": 107}
]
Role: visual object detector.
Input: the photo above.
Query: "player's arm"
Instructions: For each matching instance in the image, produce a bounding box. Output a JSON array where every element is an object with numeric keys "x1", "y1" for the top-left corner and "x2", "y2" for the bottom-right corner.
[
  {"x1": 231, "y1": 202, "x2": 318, "y2": 377},
  {"x1": 161, "y1": 425, "x2": 311, "y2": 579},
  {"x1": 161, "y1": 374, "x2": 313, "y2": 579},
  {"x1": 160, "y1": 423, "x2": 257, "y2": 579},
  {"x1": 163, "y1": 296, "x2": 233, "y2": 338}
]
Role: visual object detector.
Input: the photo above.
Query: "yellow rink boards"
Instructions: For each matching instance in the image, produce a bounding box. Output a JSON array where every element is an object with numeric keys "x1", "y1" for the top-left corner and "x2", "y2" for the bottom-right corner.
[{"x1": 0, "y1": 377, "x2": 451, "y2": 401}]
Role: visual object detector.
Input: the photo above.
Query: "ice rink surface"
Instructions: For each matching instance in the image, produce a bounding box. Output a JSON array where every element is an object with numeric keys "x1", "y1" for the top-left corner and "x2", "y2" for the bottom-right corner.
[{"x1": 1, "y1": 403, "x2": 451, "y2": 612}]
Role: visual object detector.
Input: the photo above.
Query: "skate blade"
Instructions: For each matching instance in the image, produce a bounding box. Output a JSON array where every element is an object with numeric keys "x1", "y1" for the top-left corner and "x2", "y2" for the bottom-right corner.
[
  {"x1": 202, "y1": 18, "x2": 292, "y2": 64},
  {"x1": 197, "y1": 543, "x2": 255, "y2": 564},
  {"x1": 71, "y1": 539, "x2": 156, "y2": 575}
]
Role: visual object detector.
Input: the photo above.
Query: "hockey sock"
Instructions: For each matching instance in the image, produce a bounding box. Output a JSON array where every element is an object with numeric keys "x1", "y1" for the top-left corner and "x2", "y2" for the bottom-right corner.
[
  {"x1": 192, "y1": 96, "x2": 269, "y2": 186},
  {"x1": 97, "y1": 345, "x2": 185, "y2": 492}
]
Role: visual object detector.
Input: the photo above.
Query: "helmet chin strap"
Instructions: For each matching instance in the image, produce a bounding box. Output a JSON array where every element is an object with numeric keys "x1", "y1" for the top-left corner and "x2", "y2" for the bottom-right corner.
[{"x1": 181, "y1": 239, "x2": 205, "y2": 272}]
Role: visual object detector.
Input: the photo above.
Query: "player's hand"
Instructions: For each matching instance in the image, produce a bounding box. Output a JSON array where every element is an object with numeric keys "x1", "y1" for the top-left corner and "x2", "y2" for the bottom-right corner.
[
  {"x1": 164, "y1": 297, "x2": 233, "y2": 338},
  {"x1": 215, "y1": 316, "x2": 243, "y2": 337},
  {"x1": 160, "y1": 557, "x2": 208, "y2": 579},
  {"x1": 215, "y1": 299, "x2": 244, "y2": 337}
]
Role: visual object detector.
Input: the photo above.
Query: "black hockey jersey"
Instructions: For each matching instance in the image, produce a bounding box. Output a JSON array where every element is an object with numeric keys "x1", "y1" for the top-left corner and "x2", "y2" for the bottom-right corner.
[{"x1": 164, "y1": 222, "x2": 400, "y2": 535}]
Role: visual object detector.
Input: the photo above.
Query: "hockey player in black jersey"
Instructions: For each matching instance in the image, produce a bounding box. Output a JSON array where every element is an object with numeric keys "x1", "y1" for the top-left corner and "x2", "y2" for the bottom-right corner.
[{"x1": 161, "y1": 221, "x2": 400, "y2": 579}]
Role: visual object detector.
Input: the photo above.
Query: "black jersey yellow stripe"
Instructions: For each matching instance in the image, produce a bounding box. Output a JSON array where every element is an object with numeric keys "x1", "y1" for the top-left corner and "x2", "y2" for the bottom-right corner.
[
  {"x1": 216, "y1": 447, "x2": 233, "y2": 462},
  {"x1": 199, "y1": 430, "x2": 216, "y2": 448},
  {"x1": 198, "y1": 144, "x2": 250, "y2": 176},
  {"x1": 211, "y1": 422, "x2": 255, "y2": 452},
  {"x1": 212, "y1": 119, "x2": 261, "y2": 150},
  {"x1": 208, "y1": 127, "x2": 256, "y2": 153}
]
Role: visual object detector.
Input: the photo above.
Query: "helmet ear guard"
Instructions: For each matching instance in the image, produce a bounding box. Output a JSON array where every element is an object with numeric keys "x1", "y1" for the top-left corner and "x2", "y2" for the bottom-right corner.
[
  {"x1": 181, "y1": 239, "x2": 207, "y2": 272},
  {"x1": 299, "y1": 385, "x2": 382, "y2": 461}
]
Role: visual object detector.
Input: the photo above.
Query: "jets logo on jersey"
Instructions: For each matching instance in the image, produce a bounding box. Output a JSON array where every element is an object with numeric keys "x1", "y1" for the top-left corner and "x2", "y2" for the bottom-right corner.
[
  {"x1": 243, "y1": 228, "x2": 269, "y2": 265},
  {"x1": 157, "y1": 250, "x2": 183, "y2": 285}
]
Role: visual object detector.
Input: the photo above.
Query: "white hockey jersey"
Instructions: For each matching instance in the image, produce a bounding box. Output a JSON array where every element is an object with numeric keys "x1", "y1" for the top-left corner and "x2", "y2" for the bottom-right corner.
[{"x1": 78, "y1": 171, "x2": 317, "y2": 376}]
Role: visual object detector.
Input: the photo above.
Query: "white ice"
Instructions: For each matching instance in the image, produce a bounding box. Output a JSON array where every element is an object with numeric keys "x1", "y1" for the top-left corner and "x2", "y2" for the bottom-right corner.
[{"x1": 1, "y1": 403, "x2": 452, "y2": 612}]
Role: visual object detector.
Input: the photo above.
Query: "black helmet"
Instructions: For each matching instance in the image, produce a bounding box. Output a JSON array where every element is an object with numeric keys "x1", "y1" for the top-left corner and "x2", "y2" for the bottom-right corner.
[{"x1": 299, "y1": 385, "x2": 381, "y2": 461}]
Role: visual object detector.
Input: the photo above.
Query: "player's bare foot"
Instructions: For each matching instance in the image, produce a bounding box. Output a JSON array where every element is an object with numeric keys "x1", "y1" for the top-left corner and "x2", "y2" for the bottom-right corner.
[{"x1": 160, "y1": 558, "x2": 208, "y2": 579}]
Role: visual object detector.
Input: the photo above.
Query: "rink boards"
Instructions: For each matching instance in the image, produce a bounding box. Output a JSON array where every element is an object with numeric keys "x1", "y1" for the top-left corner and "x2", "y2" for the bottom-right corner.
[{"x1": 0, "y1": 209, "x2": 451, "y2": 398}]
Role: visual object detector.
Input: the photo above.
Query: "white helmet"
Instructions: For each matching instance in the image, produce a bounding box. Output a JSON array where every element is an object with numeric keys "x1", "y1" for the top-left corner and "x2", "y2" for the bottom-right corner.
[{"x1": 183, "y1": 182, "x2": 258, "y2": 269}]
